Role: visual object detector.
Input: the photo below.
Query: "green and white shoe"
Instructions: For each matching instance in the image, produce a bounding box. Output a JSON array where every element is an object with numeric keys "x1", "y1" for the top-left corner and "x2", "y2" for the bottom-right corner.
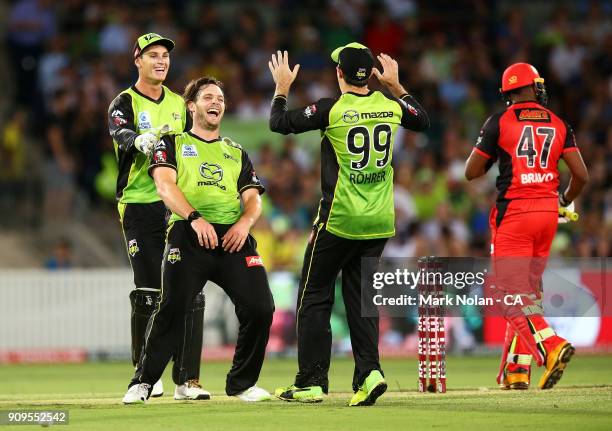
[
  {"x1": 274, "y1": 385, "x2": 323, "y2": 403},
  {"x1": 349, "y1": 370, "x2": 387, "y2": 407}
]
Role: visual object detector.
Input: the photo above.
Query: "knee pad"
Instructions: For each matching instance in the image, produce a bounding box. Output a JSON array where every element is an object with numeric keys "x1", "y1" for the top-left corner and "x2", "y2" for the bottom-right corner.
[
  {"x1": 130, "y1": 289, "x2": 160, "y2": 316},
  {"x1": 189, "y1": 290, "x2": 205, "y2": 312},
  {"x1": 130, "y1": 289, "x2": 160, "y2": 366},
  {"x1": 172, "y1": 291, "x2": 205, "y2": 384}
]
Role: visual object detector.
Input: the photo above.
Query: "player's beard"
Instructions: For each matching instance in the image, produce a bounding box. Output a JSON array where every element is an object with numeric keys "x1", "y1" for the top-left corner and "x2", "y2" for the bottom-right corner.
[{"x1": 195, "y1": 110, "x2": 222, "y2": 132}]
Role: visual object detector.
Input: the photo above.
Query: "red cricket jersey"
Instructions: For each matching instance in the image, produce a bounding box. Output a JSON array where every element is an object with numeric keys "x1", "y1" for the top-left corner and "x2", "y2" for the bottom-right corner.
[{"x1": 474, "y1": 101, "x2": 579, "y2": 224}]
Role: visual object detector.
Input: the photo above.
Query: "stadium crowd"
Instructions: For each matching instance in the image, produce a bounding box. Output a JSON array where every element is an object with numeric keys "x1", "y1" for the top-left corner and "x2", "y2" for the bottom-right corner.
[
  {"x1": 3, "y1": 0, "x2": 610, "y2": 264},
  {"x1": 1, "y1": 0, "x2": 610, "y2": 353}
]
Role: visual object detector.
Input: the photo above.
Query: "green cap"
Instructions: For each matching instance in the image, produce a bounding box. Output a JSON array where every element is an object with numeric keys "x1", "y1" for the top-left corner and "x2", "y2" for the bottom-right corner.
[
  {"x1": 330, "y1": 42, "x2": 370, "y2": 63},
  {"x1": 133, "y1": 33, "x2": 175, "y2": 58},
  {"x1": 330, "y1": 42, "x2": 373, "y2": 85}
]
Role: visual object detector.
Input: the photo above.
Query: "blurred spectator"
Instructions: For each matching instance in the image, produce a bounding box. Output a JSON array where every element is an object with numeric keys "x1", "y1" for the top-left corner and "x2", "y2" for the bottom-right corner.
[
  {"x1": 44, "y1": 237, "x2": 73, "y2": 270},
  {"x1": 0, "y1": 110, "x2": 27, "y2": 181},
  {"x1": 38, "y1": 35, "x2": 69, "y2": 103},
  {"x1": 2, "y1": 0, "x2": 611, "y2": 354},
  {"x1": 549, "y1": 31, "x2": 586, "y2": 85},
  {"x1": 419, "y1": 32, "x2": 456, "y2": 83},
  {"x1": 43, "y1": 88, "x2": 77, "y2": 222},
  {"x1": 98, "y1": 8, "x2": 134, "y2": 55},
  {"x1": 364, "y1": 9, "x2": 403, "y2": 57},
  {"x1": 6, "y1": 0, "x2": 56, "y2": 107},
  {"x1": 0, "y1": 0, "x2": 608, "y2": 258}
]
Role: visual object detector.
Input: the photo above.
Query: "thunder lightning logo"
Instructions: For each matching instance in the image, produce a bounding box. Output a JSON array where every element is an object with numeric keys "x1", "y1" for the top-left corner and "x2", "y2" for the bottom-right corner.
[
  {"x1": 128, "y1": 239, "x2": 139, "y2": 257},
  {"x1": 167, "y1": 248, "x2": 181, "y2": 264}
]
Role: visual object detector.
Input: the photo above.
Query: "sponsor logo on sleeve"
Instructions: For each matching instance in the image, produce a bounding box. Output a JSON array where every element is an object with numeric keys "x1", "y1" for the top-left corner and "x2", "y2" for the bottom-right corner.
[
  {"x1": 111, "y1": 109, "x2": 127, "y2": 126},
  {"x1": 303, "y1": 104, "x2": 317, "y2": 118},
  {"x1": 153, "y1": 149, "x2": 167, "y2": 163},
  {"x1": 172, "y1": 112, "x2": 181, "y2": 120},
  {"x1": 246, "y1": 256, "x2": 264, "y2": 267},
  {"x1": 406, "y1": 103, "x2": 419, "y2": 116},
  {"x1": 251, "y1": 170, "x2": 261, "y2": 185}
]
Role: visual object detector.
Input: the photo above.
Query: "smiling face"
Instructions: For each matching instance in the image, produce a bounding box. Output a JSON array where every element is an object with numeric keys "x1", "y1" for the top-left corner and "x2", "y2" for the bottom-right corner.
[
  {"x1": 135, "y1": 45, "x2": 170, "y2": 84},
  {"x1": 189, "y1": 84, "x2": 225, "y2": 130}
]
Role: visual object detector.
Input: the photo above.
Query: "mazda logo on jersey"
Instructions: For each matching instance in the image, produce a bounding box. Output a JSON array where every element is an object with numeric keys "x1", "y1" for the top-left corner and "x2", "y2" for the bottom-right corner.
[
  {"x1": 342, "y1": 110, "x2": 359, "y2": 124},
  {"x1": 198, "y1": 162, "x2": 226, "y2": 190}
]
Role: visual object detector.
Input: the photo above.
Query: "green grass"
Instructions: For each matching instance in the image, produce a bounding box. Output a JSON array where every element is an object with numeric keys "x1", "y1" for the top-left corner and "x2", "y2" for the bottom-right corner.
[{"x1": 1, "y1": 356, "x2": 611, "y2": 430}]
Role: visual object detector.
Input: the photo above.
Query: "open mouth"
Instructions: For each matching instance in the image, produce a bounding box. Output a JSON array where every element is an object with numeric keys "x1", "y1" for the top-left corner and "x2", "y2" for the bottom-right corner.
[
  {"x1": 207, "y1": 108, "x2": 220, "y2": 119},
  {"x1": 154, "y1": 67, "x2": 166, "y2": 73}
]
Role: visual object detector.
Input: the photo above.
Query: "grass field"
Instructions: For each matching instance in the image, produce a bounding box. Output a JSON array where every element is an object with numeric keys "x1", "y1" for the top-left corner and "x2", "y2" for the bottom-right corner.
[{"x1": 1, "y1": 355, "x2": 611, "y2": 430}]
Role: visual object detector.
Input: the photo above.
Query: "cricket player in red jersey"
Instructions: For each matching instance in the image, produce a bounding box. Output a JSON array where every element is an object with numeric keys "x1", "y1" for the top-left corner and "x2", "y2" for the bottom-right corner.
[{"x1": 465, "y1": 63, "x2": 589, "y2": 390}]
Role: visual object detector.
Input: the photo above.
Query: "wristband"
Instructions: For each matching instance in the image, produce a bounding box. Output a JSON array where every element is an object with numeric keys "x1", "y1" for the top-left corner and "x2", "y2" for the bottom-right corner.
[
  {"x1": 559, "y1": 193, "x2": 571, "y2": 207},
  {"x1": 187, "y1": 211, "x2": 202, "y2": 222}
]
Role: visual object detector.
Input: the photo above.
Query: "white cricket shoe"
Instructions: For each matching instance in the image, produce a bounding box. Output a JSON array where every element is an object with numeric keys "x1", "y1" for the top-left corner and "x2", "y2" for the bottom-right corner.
[
  {"x1": 151, "y1": 379, "x2": 164, "y2": 397},
  {"x1": 122, "y1": 383, "x2": 150, "y2": 404},
  {"x1": 174, "y1": 379, "x2": 211, "y2": 400},
  {"x1": 234, "y1": 385, "x2": 271, "y2": 402}
]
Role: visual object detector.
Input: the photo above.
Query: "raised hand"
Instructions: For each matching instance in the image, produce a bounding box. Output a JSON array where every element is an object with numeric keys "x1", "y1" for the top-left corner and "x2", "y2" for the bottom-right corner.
[
  {"x1": 372, "y1": 53, "x2": 401, "y2": 89},
  {"x1": 268, "y1": 50, "x2": 300, "y2": 96}
]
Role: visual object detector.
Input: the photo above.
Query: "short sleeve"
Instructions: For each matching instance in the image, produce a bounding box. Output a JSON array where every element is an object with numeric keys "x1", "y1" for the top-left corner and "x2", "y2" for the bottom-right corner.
[
  {"x1": 562, "y1": 122, "x2": 579, "y2": 153},
  {"x1": 474, "y1": 113, "x2": 502, "y2": 159},
  {"x1": 148, "y1": 135, "x2": 177, "y2": 177},
  {"x1": 238, "y1": 150, "x2": 265, "y2": 194}
]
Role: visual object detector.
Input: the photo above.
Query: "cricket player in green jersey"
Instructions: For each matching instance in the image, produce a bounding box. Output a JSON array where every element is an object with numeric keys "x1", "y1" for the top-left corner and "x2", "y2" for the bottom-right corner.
[
  {"x1": 268, "y1": 44, "x2": 429, "y2": 406},
  {"x1": 122, "y1": 77, "x2": 274, "y2": 404},
  {"x1": 108, "y1": 33, "x2": 208, "y2": 400}
]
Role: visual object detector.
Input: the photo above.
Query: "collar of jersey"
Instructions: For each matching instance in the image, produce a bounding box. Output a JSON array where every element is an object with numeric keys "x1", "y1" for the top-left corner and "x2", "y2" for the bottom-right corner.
[
  {"x1": 343, "y1": 90, "x2": 373, "y2": 97},
  {"x1": 131, "y1": 85, "x2": 166, "y2": 104},
  {"x1": 188, "y1": 131, "x2": 221, "y2": 143},
  {"x1": 508, "y1": 101, "x2": 542, "y2": 109}
]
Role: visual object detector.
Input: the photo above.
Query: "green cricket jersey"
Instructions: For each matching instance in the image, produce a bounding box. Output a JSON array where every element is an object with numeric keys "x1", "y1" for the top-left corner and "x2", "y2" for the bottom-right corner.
[
  {"x1": 148, "y1": 132, "x2": 264, "y2": 225},
  {"x1": 270, "y1": 90, "x2": 429, "y2": 239},
  {"x1": 108, "y1": 85, "x2": 190, "y2": 204}
]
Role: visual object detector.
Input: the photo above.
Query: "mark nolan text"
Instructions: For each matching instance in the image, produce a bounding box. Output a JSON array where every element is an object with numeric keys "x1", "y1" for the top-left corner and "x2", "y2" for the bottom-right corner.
[{"x1": 372, "y1": 294, "x2": 524, "y2": 307}]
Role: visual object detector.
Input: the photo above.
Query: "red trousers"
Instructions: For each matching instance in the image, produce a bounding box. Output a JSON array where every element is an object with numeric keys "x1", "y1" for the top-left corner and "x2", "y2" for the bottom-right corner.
[{"x1": 490, "y1": 198, "x2": 560, "y2": 370}]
